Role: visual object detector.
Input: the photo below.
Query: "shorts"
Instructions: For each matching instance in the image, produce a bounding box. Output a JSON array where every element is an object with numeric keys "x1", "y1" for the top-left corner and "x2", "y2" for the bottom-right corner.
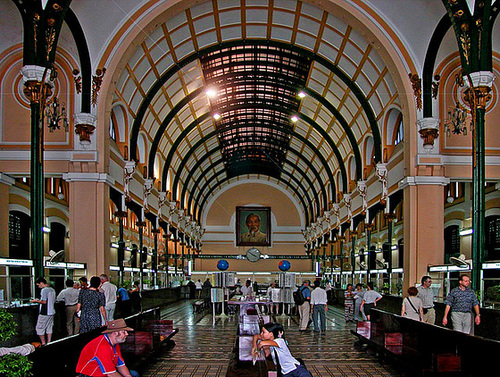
[
  {"x1": 363, "y1": 303, "x2": 375, "y2": 316},
  {"x1": 36, "y1": 314, "x2": 54, "y2": 335}
]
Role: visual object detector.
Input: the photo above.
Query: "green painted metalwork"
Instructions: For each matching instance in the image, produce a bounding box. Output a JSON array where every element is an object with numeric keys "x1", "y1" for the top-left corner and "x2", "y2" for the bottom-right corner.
[
  {"x1": 187, "y1": 158, "x2": 316, "y2": 225},
  {"x1": 472, "y1": 107, "x2": 486, "y2": 293},
  {"x1": 131, "y1": 40, "x2": 381, "y2": 180},
  {"x1": 30, "y1": 100, "x2": 44, "y2": 280},
  {"x1": 183, "y1": 145, "x2": 326, "y2": 218},
  {"x1": 12, "y1": 0, "x2": 72, "y2": 279},
  {"x1": 169, "y1": 113, "x2": 340, "y2": 204},
  {"x1": 441, "y1": 0, "x2": 494, "y2": 294}
]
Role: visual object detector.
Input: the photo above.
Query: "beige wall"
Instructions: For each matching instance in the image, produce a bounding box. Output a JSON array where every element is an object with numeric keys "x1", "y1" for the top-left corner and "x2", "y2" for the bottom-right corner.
[{"x1": 199, "y1": 183, "x2": 311, "y2": 272}]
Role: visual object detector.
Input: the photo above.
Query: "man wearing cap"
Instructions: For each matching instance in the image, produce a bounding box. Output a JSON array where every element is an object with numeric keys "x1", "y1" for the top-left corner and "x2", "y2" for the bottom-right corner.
[{"x1": 76, "y1": 318, "x2": 139, "y2": 377}]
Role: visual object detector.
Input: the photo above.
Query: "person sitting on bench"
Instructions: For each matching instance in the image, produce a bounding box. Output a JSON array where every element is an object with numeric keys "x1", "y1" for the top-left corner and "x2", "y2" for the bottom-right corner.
[{"x1": 76, "y1": 318, "x2": 140, "y2": 377}]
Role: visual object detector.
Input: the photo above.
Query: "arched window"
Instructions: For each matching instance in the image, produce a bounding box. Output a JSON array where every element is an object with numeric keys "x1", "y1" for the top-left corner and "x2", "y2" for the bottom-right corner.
[
  {"x1": 49, "y1": 222, "x2": 66, "y2": 253},
  {"x1": 444, "y1": 225, "x2": 460, "y2": 264},
  {"x1": 9, "y1": 211, "x2": 30, "y2": 259},
  {"x1": 485, "y1": 216, "x2": 500, "y2": 261},
  {"x1": 394, "y1": 118, "x2": 404, "y2": 145},
  {"x1": 109, "y1": 115, "x2": 117, "y2": 141}
]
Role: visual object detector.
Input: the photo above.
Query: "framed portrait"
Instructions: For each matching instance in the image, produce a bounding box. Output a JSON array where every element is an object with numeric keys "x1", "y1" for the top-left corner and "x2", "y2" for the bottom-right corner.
[{"x1": 236, "y1": 206, "x2": 271, "y2": 246}]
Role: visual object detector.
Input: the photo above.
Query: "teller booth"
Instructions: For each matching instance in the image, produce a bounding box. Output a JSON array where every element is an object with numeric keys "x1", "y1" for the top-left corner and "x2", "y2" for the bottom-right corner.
[
  {"x1": 0, "y1": 257, "x2": 35, "y2": 307},
  {"x1": 428, "y1": 264, "x2": 471, "y2": 301},
  {"x1": 45, "y1": 261, "x2": 87, "y2": 293},
  {"x1": 480, "y1": 261, "x2": 500, "y2": 309},
  {"x1": 0, "y1": 257, "x2": 87, "y2": 307}
]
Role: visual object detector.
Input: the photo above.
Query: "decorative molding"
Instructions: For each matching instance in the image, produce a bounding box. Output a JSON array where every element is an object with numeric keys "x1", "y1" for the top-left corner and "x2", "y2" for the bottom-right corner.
[
  {"x1": 398, "y1": 176, "x2": 450, "y2": 190},
  {"x1": 21, "y1": 65, "x2": 51, "y2": 84},
  {"x1": 62, "y1": 172, "x2": 115, "y2": 185},
  {"x1": 463, "y1": 71, "x2": 495, "y2": 89},
  {"x1": 74, "y1": 112, "x2": 97, "y2": 145},
  {"x1": 417, "y1": 117, "x2": 439, "y2": 131},
  {"x1": 408, "y1": 72, "x2": 422, "y2": 110},
  {"x1": 0, "y1": 173, "x2": 15, "y2": 186},
  {"x1": 0, "y1": 151, "x2": 98, "y2": 161}
]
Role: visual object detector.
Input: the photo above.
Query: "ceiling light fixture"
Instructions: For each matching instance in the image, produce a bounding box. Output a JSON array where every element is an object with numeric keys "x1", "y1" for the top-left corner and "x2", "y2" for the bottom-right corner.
[
  {"x1": 298, "y1": 91, "x2": 306, "y2": 98},
  {"x1": 213, "y1": 113, "x2": 221, "y2": 120},
  {"x1": 291, "y1": 115, "x2": 299, "y2": 122},
  {"x1": 206, "y1": 88, "x2": 217, "y2": 97}
]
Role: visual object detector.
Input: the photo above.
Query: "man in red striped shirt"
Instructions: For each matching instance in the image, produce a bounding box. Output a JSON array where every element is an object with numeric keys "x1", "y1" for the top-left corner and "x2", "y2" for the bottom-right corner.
[{"x1": 76, "y1": 319, "x2": 138, "y2": 377}]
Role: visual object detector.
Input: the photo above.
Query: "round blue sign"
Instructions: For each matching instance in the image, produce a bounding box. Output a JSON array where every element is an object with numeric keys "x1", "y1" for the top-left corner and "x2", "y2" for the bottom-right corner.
[
  {"x1": 278, "y1": 260, "x2": 291, "y2": 271},
  {"x1": 217, "y1": 259, "x2": 229, "y2": 271}
]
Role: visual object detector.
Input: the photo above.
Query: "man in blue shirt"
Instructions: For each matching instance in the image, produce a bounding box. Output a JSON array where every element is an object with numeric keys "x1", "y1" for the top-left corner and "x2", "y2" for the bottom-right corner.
[{"x1": 442, "y1": 274, "x2": 480, "y2": 334}]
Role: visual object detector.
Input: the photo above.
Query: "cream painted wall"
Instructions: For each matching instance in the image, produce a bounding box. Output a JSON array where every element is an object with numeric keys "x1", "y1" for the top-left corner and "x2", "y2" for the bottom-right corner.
[
  {"x1": 205, "y1": 182, "x2": 301, "y2": 226},
  {"x1": 199, "y1": 182, "x2": 311, "y2": 272}
]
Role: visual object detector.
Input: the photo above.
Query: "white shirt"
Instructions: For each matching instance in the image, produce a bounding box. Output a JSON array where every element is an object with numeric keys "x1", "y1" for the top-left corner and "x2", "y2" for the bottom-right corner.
[
  {"x1": 417, "y1": 285, "x2": 435, "y2": 308},
  {"x1": 267, "y1": 287, "x2": 281, "y2": 302},
  {"x1": 100, "y1": 281, "x2": 117, "y2": 305},
  {"x1": 195, "y1": 281, "x2": 202, "y2": 289},
  {"x1": 241, "y1": 285, "x2": 252, "y2": 296},
  {"x1": 40, "y1": 286, "x2": 56, "y2": 316},
  {"x1": 363, "y1": 290, "x2": 382, "y2": 304},
  {"x1": 270, "y1": 338, "x2": 300, "y2": 374},
  {"x1": 56, "y1": 287, "x2": 80, "y2": 306},
  {"x1": 310, "y1": 287, "x2": 327, "y2": 305}
]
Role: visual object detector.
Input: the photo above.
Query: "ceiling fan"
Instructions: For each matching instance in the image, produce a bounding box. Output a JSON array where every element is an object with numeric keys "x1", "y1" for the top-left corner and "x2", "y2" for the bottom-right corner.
[{"x1": 449, "y1": 254, "x2": 471, "y2": 268}]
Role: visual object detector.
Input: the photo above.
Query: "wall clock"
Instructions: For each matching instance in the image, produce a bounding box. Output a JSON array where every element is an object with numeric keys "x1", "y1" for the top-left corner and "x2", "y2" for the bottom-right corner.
[{"x1": 246, "y1": 247, "x2": 261, "y2": 262}]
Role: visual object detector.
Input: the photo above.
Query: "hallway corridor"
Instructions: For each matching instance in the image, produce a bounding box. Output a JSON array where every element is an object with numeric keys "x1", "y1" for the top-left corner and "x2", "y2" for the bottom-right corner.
[{"x1": 140, "y1": 301, "x2": 400, "y2": 377}]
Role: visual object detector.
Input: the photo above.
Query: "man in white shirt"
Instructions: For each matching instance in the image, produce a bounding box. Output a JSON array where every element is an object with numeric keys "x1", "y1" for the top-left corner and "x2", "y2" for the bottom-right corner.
[
  {"x1": 56, "y1": 279, "x2": 80, "y2": 335},
  {"x1": 31, "y1": 277, "x2": 56, "y2": 345},
  {"x1": 100, "y1": 274, "x2": 118, "y2": 322},
  {"x1": 266, "y1": 282, "x2": 281, "y2": 315},
  {"x1": 195, "y1": 279, "x2": 203, "y2": 298},
  {"x1": 241, "y1": 280, "x2": 253, "y2": 297},
  {"x1": 417, "y1": 275, "x2": 436, "y2": 324},
  {"x1": 310, "y1": 280, "x2": 328, "y2": 332}
]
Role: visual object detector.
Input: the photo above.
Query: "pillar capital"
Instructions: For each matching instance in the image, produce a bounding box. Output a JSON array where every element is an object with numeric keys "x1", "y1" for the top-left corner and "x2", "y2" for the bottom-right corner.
[
  {"x1": 417, "y1": 117, "x2": 439, "y2": 131},
  {"x1": 463, "y1": 71, "x2": 495, "y2": 89},
  {"x1": 74, "y1": 112, "x2": 97, "y2": 145},
  {"x1": 21, "y1": 65, "x2": 51, "y2": 84},
  {"x1": 398, "y1": 176, "x2": 450, "y2": 190}
]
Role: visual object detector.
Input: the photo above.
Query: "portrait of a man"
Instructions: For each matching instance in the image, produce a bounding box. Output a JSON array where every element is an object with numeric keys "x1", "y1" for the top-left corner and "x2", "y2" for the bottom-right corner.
[{"x1": 236, "y1": 207, "x2": 271, "y2": 246}]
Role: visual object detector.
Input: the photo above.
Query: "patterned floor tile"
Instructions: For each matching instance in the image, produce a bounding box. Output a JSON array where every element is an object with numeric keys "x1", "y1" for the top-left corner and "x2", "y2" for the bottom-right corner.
[{"x1": 139, "y1": 301, "x2": 401, "y2": 377}]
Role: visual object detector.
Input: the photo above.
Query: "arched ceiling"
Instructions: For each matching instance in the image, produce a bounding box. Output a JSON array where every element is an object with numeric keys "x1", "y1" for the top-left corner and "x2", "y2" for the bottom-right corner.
[{"x1": 115, "y1": 0, "x2": 403, "y2": 226}]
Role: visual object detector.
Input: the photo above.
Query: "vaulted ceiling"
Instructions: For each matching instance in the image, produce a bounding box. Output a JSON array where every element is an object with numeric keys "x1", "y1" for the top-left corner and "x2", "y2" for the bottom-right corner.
[{"x1": 115, "y1": 0, "x2": 402, "y2": 226}]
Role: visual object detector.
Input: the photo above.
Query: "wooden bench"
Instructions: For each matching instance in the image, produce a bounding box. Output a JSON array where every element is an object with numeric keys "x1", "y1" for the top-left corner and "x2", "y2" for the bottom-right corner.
[
  {"x1": 193, "y1": 300, "x2": 209, "y2": 313},
  {"x1": 121, "y1": 319, "x2": 178, "y2": 368},
  {"x1": 351, "y1": 309, "x2": 500, "y2": 376}
]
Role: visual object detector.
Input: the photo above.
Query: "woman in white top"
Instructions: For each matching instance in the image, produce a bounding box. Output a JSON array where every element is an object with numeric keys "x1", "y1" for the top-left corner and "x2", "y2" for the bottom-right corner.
[
  {"x1": 252, "y1": 322, "x2": 312, "y2": 377},
  {"x1": 360, "y1": 282, "x2": 382, "y2": 321},
  {"x1": 401, "y1": 286, "x2": 424, "y2": 321}
]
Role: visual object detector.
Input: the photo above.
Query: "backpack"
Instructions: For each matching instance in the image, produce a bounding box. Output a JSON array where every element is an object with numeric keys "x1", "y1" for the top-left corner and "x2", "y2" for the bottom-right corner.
[{"x1": 293, "y1": 286, "x2": 306, "y2": 305}]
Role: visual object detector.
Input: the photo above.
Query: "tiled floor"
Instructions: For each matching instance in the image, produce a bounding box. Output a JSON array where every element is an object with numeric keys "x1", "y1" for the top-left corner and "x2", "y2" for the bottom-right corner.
[{"x1": 140, "y1": 301, "x2": 401, "y2": 377}]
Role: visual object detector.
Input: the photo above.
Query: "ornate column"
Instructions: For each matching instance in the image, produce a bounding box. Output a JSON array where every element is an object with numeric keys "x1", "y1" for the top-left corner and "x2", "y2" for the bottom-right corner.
[
  {"x1": 22, "y1": 65, "x2": 52, "y2": 279},
  {"x1": 463, "y1": 72, "x2": 494, "y2": 290}
]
